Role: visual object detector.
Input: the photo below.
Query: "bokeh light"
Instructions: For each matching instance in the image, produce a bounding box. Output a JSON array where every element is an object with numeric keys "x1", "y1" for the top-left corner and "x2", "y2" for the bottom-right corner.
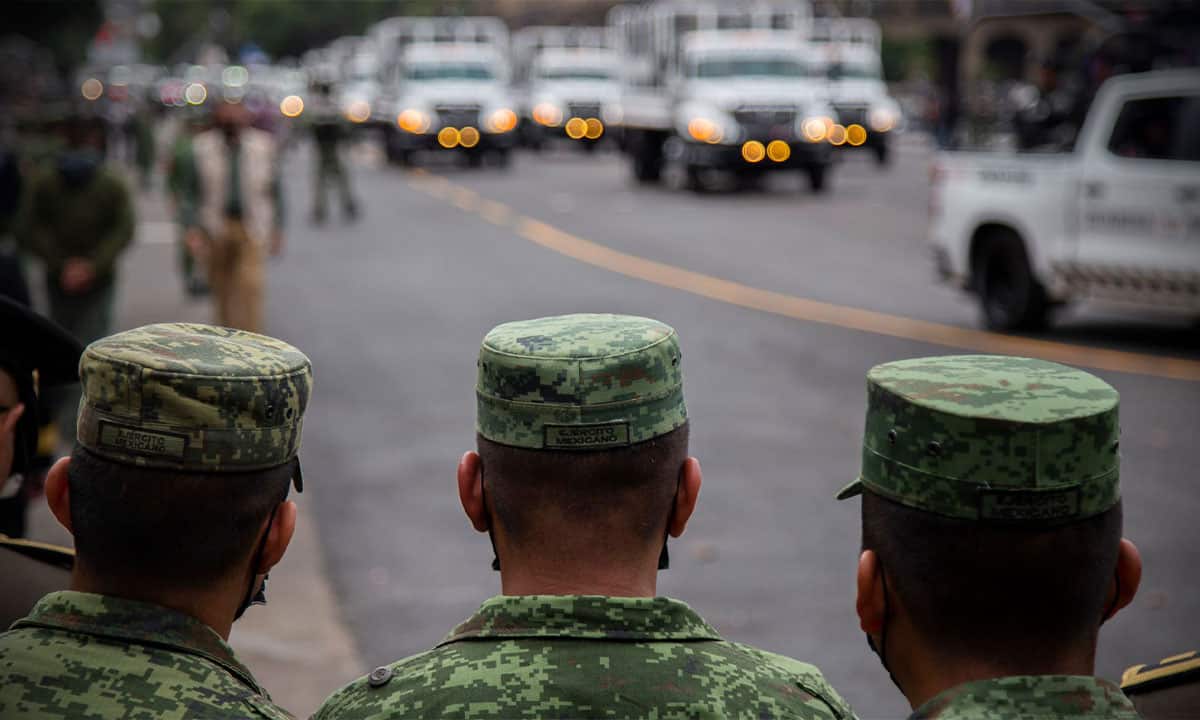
[
  {"x1": 81, "y1": 78, "x2": 104, "y2": 101},
  {"x1": 459, "y1": 126, "x2": 481, "y2": 148},
  {"x1": 741, "y1": 140, "x2": 766, "y2": 163},
  {"x1": 280, "y1": 95, "x2": 305, "y2": 118},
  {"x1": 767, "y1": 140, "x2": 791, "y2": 162}
]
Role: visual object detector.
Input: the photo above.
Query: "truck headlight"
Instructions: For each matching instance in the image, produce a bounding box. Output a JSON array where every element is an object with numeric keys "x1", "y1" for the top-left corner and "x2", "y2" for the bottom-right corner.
[
  {"x1": 397, "y1": 108, "x2": 431, "y2": 134},
  {"x1": 344, "y1": 100, "x2": 371, "y2": 124},
  {"x1": 868, "y1": 106, "x2": 899, "y2": 133},
  {"x1": 487, "y1": 108, "x2": 518, "y2": 133},
  {"x1": 687, "y1": 117, "x2": 723, "y2": 143},
  {"x1": 800, "y1": 116, "x2": 831, "y2": 142},
  {"x1": 532, "y1": 102, "x2": 563, "y2": 127}
]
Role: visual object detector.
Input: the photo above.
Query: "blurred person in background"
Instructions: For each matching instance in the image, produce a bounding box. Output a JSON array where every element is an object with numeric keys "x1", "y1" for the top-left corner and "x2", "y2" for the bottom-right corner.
[
  {"x1": 18, "y1": 113, "x2": 133, "y2": 433},
  {"x1": 0, "y1": 296, "x2": 80, "y2": 626},
  {"x1": 180, "y1": 96, "x2": 284, "y2": 333},
  {"x1": 166, "y1": 107, "x2": 209, "y2": 297},
  {"x1": 0, "y1": 119, "x2": 30, "y2": 306},
  {"x1": 309, "y1": 81, "x2": 359, "y2": 224}
]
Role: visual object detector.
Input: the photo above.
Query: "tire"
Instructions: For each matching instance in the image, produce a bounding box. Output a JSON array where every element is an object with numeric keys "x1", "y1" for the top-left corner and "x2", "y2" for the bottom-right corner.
[
  {"x1": 974, "y1": 230, "x2": 1049, "y2": 332},
  {"x1": 631, "y1": 132, "x2": 663, "y2": 184},
  {"x1": 467, "y1": 152, "x2": 485, "y2": 168},
  {"x1": 874, "y1": 142, "x2": 890, "y2": 167},
  {"x1": 685, "y1": 166, "x2": 707, "y2": 193},
  {"x1": 493, "y1": 148, "x2": 512, "y2": 169},
  {"x1": 807, "y1": 164, "x2": 828, "y2": 193}
]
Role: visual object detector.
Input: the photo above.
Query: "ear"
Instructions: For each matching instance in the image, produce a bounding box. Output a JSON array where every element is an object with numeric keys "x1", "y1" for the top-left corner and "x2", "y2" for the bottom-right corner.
[
  {"x1": 1105, "y1": 538, "x2": 1142, "y2": 620},
  {"x1": 857, "y1": 549, "x2": 886, "y2": 635},
  {"x1": 667, "y1": 457, "x2": 702, "y2": 538},
  {"x1": 457, "y1": 451, "x2": 488, "y2": 533},
  {"x1": 258, "y1": 499, "x2": 297, "y2": 573},
  {"x1": 45, "y1": 456, "x2": 73, "y2": 535}
]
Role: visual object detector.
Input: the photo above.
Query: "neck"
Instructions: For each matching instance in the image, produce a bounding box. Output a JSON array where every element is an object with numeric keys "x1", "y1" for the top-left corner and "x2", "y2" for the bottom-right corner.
[
  {"x1": 498, "y1": 548, "x2": 660, "y2": 598},
  {"x1": 71, "y1": 566, "x2": 247, "y2": 641},
  {"x1": 898, "y1": 637, "x2": 1097, "y2": 709}
]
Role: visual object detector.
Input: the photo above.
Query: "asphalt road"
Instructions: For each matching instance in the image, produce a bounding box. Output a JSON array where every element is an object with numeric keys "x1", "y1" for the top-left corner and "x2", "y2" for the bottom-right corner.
[{"x1": 267, "y1": 135, "x2": 1199, "y2": 718}]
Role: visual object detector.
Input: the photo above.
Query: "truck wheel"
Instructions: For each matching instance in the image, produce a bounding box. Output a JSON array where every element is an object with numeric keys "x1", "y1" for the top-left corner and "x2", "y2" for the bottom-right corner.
[
  {"x1": 807, "y1": 164, "x2": 829, "y2": 193},
  {"x1": 631, "y1": 132, "x2": 664, "y2": 184},
  {"x1": 975, "y1": 231, "x2": 1049, "y2": 332},
  {"x1": 467, "y1": 152, "x2": 485, "y2": 168},
  {"x1": 685, "y1": 166, "x2": 708, "y2": 193},
  {"x1": 874, "y1": 142, "x2": 890, "y2": 167},
  {"x1": 494, "y1": 148, "x2": 512, "y2": 169}
]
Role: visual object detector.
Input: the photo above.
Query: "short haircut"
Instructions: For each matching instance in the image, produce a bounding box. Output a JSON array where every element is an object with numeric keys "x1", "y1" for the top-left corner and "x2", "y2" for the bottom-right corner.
[
  {"x1": 67, "y1": 446, "x2": 293, "y2": 588},
  {"x1": 478, "y1": 423, "x2": 689, "y2": 551},
  {"x1": 862, "y1": 491, "x2": 1122, "y2": 660}
]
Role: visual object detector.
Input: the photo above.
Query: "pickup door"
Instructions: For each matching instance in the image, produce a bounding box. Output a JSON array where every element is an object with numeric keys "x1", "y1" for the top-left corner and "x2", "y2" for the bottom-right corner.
[{"x1": 1074, "y1": 85, "x2": 1200, "y2": 304}]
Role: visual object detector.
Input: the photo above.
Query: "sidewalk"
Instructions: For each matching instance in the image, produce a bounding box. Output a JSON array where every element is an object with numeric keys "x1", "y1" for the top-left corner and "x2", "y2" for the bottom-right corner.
[{"x1": 24, "y1": 180, "x2": 362, "y2": 718}]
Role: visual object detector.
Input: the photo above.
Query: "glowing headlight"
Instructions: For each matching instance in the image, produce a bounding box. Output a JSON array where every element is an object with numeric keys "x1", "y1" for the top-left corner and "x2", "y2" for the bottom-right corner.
[
  {"x1": 397, "y1": 109, "x2": 431, "y2": 134},
  {"x1": 487, "y1": 108, "x2": 518, "y2": 133},
  {"x1": 344, "y1": 100, "x2": 371, "y2": 123},
  {"x1": 800, "y1": 116, "x2": 830, "y2": 142},
  {"x1": 868, "y1": 107, "x2": 898, "y2": 133},
  {"x1": 532, "y1": 103, "x2": 563, "y2": 127},
  {"x1": 687, "y1": 118, "x2": 723, "y2": 144},
  {"x1": 280, "y1": 95, "x2": 304, "y2": 118}
]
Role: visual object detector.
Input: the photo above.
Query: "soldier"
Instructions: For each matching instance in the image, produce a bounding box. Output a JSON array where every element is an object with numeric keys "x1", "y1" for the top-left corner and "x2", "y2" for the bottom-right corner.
[
  {"x1": 309, "y1": 82, "x2": 359, "y2": 224},
  {"x1": 315, "y1": 313, "x2": 854, "y2": 720},
  {"x1": 1121, "y1": 649, "x2": 1200, "y2": 719},
  {"x1": 0, "y1": 296, "x2": 81, "y2": 625},
  {"x1": 0, "y1": 323, "x2": 313, "y2": 719},
  {"x1": 836, "y1": 355, "x2": 1143, "y2": 719}
]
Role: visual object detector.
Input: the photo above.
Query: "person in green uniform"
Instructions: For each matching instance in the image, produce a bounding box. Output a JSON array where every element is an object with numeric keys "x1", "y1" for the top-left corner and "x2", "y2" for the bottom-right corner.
[
  {"x1": 315, "y1": 313, "x2": 855, "y2": 720},
  {"x1": 166, "y1": 107, "x2": 209, "y2": 296},
  {"x1": 309, "y1": 82, "x2": 359, "y2": 224},
  {"x1": 18, "y1": 114, "x2": 134, "y2": 431},
  {"x1": 836, "y1": 355, "x2": 1143, "y2": 719},
  {"x1": 0, "y1": 322, "x2": 313, "y2": 719}
]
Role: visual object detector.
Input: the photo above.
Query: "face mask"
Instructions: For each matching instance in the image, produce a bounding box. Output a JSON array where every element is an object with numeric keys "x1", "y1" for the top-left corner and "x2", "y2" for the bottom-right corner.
[{"x1": 234, "y1": 505, "x2": 278, "y2": 621}]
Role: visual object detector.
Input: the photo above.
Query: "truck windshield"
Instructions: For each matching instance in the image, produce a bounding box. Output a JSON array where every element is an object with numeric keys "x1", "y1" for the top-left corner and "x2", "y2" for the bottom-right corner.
[
  {"x1": 691, "y1": 58, "x2": 807, "y2": 79},
  {"x1": 406, "y1": 63, "x2": 494, "y2": 81},
  {"x1": 827, "y1": 62, "x2": 880, "y2": 81},
  {"x1": 537, "y1": 68, "x2": 613, "y2": 82}
]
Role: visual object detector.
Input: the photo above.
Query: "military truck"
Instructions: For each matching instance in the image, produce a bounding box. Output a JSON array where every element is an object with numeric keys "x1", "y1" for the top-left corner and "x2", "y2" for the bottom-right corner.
[
  {"x1": 512, "y1": 26, "x2": 620, "y2": 152},
  {"x1": 371, "y1": 17, "x2": 520, "y2": 167},
  {"x1": 609, "y1": 0, "x2": 835, "y2": 193}
]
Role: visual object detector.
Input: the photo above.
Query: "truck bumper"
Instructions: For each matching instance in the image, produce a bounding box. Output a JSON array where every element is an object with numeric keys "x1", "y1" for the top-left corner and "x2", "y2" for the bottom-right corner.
[
  {"x1": 685, "y1": 140, "x2": 831, "y2": 171},
  {"x1": 390, "y1": 129, "x2": 517, "y2": 153}
]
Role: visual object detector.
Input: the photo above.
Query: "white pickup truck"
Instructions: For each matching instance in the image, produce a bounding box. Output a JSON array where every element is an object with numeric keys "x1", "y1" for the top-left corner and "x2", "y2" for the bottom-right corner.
[{"x1": 930, "y1": 70, "x2": 1200, "y2": 330}]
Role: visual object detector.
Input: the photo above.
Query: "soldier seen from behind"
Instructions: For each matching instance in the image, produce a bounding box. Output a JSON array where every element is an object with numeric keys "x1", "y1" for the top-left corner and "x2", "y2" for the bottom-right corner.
[
  {"x1": 0, "y1": 323, "x2": 313, "y2": 719},
  {"x1": 837, "y1": 355, "x2": 1143, "y2": 719},
  {"x1": 310, "y1": 81, "x2": 359, "y2": 224},
  {"x1": 315, "y1": 313, "x2": 855, "y2": 720}
]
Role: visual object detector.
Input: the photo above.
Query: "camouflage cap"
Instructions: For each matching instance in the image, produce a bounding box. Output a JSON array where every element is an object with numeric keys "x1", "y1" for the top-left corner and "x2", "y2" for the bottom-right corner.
[
  {"x1": 836, "y1": 355, "x2": 1120, "y2": 523},
  {"x1": 76, "y1": 324, "x2": 312, "y2": 483},
  {"x1": 476, "y1": 314, "x2": 686, "y2": 450}
]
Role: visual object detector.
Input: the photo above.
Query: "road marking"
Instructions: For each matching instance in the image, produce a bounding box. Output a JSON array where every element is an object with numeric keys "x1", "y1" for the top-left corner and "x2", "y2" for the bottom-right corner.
[{"x1": 408, "y1": 175, "x2": 1200, "y2": 382}]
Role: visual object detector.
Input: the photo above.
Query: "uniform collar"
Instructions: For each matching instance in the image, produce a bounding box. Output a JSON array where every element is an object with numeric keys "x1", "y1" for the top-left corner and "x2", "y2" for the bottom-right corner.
[
  {"x1": 13, "y1": 591, "x2": 265, "y2": 694},
  {"x1": 440, "y1": 595, "x2": 722, "y2": 645},
  {"x1": 910, "y1": 675, "x2": 1141, "y2": 719}
]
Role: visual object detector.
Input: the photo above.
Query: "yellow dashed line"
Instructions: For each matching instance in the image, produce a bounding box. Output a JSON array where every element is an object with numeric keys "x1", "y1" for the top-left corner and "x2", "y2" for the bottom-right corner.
[
  {"x1": 407, "y1": 175, "x2": 1200, "y2": 382},
  {"x1": 451, "y1": 187, "x2": 479, "y2": 212}
]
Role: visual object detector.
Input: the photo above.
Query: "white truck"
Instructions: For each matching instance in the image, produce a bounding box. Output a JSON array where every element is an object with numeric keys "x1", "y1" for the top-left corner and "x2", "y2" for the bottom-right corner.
[
  {"x1": 370, "y1": 17, "x2": 520, "y2": 167},
  {"x1": 809, "y1": 18, "x2": 902, "y2": 166},
  {"x1": 609, "y1": 1, "x2": 836, "y2": 192},
  {"x1": 512, "y1": 26, "x2": 620, "y2": 152},
  {"x1": 930, "y1": 70, "x2": 1200, "y2": 331}
]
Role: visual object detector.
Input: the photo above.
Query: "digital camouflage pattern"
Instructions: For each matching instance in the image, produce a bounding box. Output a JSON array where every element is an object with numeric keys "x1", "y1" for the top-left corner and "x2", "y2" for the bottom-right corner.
[
  {"x1": 837, "y1": 355, "x2": 1120, "y2": 522},
  {"x1": 0, "y1": 591, "x2": 292, "y2": 719},
  {"x1": 76, "y1": 323, "x2": 312, "y2": 475},
  {"x1": 314, "y1": 595, "x2": 855, "y2": 720},
  {"x1": 477, "y1": 314, "x2": 687, "y2": 450},
  {"x1": 909, "y1": 675, "x2": 1141, "y2": 719}
]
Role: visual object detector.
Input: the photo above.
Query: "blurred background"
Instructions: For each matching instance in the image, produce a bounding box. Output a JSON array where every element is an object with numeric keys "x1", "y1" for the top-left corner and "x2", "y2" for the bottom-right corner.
[{"x1": 2, "y1": 1, "x2": 1197, "y2": 717}]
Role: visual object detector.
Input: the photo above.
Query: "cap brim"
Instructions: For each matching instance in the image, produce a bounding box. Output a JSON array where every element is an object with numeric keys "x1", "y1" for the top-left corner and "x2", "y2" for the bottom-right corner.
[
  {"x1": 292, "y1": 458, "x2": 304, "y2": 493},
  {"x1": 835, "y1": 478, "x2": 864, "y2": 501}
]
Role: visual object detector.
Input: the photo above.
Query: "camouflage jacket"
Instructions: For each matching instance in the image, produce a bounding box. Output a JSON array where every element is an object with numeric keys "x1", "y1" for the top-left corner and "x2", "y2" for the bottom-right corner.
[
  {"x1": 0, "y1": 591, "x2": 292, "y2": 719},
  {"x1": 315, "y1": 594, "x2": 855, "y2": 720},
  {"x1": 909, "y1": 675, "x2": 1142, "y2": 719}
]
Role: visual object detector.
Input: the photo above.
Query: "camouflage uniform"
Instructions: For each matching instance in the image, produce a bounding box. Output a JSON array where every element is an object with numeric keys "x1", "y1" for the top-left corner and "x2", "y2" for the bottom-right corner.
[
  {"x1": 836, "y1": 355, "x2": 1139, "y2": 720},
  {"x1": 0, "y1": 323, "x2": 313, "y2": 719},
  {"x1": 316, "y1": 313, "x2": 853, "y2": 720}
]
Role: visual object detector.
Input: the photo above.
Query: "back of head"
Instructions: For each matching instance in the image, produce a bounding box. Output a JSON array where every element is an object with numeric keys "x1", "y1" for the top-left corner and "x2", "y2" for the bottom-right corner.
[
  {"x1": 475, "y1": 313, "x2": 688, "y2": 564},
  {"x1": 839, "y1": 355, "x2": 1124, "y2": 663},
  {"x1": 69, "y1": 323, "x2": 312, "y2": 590}
]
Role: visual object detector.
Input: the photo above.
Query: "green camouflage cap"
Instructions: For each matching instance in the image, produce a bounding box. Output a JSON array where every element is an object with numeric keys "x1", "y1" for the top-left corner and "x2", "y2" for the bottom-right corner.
[
  {"x1": 77, "y1": 324, "x2": 312, "y2": 484},
  {"x1": 477, "y1": 314, "x2": 686, "y2": 450},
  {"x1": 836, "y1": 355, "x2": 1120, "y2": 523}
]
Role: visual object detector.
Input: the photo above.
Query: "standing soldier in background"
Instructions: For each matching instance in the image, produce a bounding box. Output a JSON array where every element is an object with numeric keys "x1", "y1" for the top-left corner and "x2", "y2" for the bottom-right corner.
[
  {"x1": 316, "y1": 313, "x2": 854, "y2": 720},
  {"x1": 836, "y1": 355, "x2": 1142, "y2": 720},
  {"x1": 18, "y1": 113, "x2": 133, "y2": 431},
  {"x1": 309, "y1": 82, "x2": 359, "y2": 224},
  {"x1": 166, "y1": 107, "x2": 208, "y2": 296},
  {"x1": 0, "y1": 323, "x2": 312, "y2": 719},
  {"x1": 181, "y1": 96, "x2": 284, "y2": 333}
]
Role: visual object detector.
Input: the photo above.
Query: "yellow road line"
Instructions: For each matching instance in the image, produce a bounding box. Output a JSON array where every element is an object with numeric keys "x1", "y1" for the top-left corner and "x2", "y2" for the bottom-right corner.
[{"x1": 407, "y1": 175, "x2": 1200, "y2": 382}]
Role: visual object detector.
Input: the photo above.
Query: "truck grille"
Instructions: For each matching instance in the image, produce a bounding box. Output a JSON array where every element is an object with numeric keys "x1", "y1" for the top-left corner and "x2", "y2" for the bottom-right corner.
[
  {"x1": 733, "y1": 106, "x2": 797, "y2": 128},
  {"x1": 567, "y1": 103, "x2": 602, "y2": 119},
  {"x1": 833, "y1": 104, "x2": 868, "y2": 126},
  {"x1": 435, "y1": 104, "x2": 481, "y2": 128}
]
